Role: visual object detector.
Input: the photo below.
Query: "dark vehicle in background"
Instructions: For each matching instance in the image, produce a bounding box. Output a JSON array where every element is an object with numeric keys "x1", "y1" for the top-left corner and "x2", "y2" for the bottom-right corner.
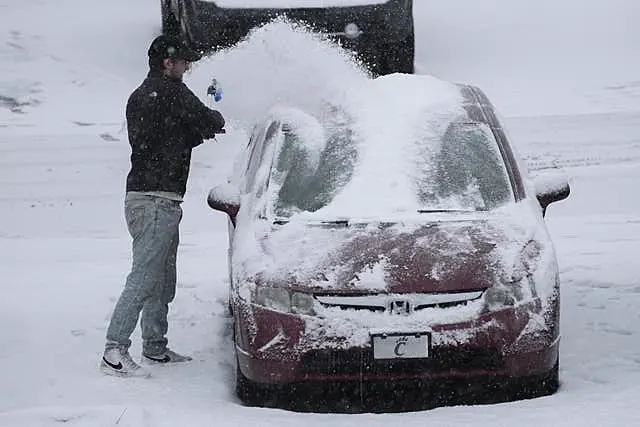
[{"x1": 161, "y1": 0, "x2": 415, "y2": 76}]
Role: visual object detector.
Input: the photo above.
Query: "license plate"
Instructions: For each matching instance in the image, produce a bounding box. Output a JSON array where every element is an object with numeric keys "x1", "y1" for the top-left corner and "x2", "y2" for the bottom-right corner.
[{"x1": 371, "y1": 332, "x2": 431, "y2": 360}]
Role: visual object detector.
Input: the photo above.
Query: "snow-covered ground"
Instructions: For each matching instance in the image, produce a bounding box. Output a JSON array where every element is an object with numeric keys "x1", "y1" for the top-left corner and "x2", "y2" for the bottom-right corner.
[{"x1": 1, "y1": 0, "x2": 639, "y2": 425}]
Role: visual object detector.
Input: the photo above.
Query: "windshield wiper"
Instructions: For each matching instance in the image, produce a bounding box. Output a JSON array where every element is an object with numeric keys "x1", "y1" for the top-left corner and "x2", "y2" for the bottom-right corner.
[
  {"x1": 272, "y1": 219, "x2": 350, "y2": 226},
  {"x1": 321, "y1": 219, "x2": 349, "y2": 226},
  {"x1": 417, "y1": 209, "x2": 477, "y2": 213}
]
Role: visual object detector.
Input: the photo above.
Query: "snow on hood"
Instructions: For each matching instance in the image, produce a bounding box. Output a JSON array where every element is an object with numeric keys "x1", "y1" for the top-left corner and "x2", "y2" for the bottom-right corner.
[
  {"x1": 234, "y1": 203, "x2": 556, "y2": 294},
  {"x1": 232, "y1": 202, "x2": 559, "y2": 347}
]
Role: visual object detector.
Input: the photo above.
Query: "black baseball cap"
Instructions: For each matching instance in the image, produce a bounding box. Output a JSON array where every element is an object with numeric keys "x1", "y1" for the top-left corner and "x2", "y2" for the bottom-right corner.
[{"x1": 147, "y1": 35, "x2": 202, "y2": 62}]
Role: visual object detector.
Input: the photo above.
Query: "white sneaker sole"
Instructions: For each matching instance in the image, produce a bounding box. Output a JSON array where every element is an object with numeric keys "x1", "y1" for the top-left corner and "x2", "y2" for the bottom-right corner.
[
  {"x1": 100, "y1": 361, "x2": 151, "y2": 378},
  {"x1": 141, "y1": 355, "x2": 193, "y2": 366},
  {"x1": 140, "y1": 358, "x2": 192, "y2": 366}
]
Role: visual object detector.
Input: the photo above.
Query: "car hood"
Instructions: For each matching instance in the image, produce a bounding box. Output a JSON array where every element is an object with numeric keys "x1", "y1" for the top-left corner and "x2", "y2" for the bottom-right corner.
[{"x1": 238, "y1": 215, "x2": 536, "y2": 295}]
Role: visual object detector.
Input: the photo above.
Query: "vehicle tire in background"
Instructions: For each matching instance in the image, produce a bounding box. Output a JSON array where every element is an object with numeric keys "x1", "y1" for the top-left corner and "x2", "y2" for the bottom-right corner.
[
  {"x1": 359, "y1": 32, "x2": 415, "y2": 76},
  {"x1": 161, "y1": 1, "x2": 179, "y2": 37},
  {"x1": 178, "y1": 1, "x2": 197, "y2": 49},
  {"x1": 380, "y1": 33, "x2": 415, "y2": 75}
]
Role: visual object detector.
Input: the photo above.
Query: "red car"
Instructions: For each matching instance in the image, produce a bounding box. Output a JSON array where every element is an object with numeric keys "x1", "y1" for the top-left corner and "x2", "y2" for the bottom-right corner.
[{"x1": 208, "y1": 75, "x2": 570, "y2": 406}]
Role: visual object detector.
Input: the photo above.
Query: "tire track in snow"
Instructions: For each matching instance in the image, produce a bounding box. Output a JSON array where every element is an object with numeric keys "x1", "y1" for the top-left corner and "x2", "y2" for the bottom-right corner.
[{"x1": 505, "y1": 111, "x2": 640, "y2": 171}]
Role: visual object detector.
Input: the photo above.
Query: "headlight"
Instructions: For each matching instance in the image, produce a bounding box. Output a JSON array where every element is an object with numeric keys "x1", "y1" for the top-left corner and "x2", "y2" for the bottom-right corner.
[
  {"x1": 482, "y1": 286, "x2": 517, "y2": 313},
  {"x1": 291, "y1": 292, "x2": 316, "y2": 314},
  {"x1": 255, "y1": 287, "x2": 316, "y2": 315},
  {"x1": 482, "y1": 241, "x2": 546, "y2": 313},
  {"x1": 256, "y1": 287, "x2": 290, "y2": 313}
]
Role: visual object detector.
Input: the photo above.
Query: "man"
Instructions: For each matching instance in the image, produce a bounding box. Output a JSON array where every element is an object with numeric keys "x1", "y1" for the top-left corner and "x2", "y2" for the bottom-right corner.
[{"x1": 101, "y1": 35, "x2": 225, "y2": 378}]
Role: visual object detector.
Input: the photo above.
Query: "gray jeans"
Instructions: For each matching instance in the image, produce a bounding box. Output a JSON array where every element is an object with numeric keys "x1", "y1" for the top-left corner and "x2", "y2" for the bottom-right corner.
[{"x1": 106, "y1": 193, "x2": 182, "y2": 356}]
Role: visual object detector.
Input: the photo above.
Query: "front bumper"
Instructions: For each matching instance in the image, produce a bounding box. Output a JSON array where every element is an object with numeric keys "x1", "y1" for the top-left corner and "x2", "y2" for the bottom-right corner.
[{"x1": 234, "y1": 296, "x2": 560, "y2": 385}]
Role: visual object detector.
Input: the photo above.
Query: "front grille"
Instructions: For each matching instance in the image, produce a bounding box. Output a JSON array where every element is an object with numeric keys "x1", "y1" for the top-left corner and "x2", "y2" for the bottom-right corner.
[
  {"x1": 316, "y1": 291, "x2": 485, "y2": 314},
  {"x1": 301, "y1": 347, "x2": 503, "y2": 375}
]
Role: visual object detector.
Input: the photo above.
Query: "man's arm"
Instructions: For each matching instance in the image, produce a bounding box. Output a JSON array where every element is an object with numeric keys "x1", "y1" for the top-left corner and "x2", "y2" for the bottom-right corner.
[{"x1": 176, "y1": 83, "x2": 226, "y2": 139}]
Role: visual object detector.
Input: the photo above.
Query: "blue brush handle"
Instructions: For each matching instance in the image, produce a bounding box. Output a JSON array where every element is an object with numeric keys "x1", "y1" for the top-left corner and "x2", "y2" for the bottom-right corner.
[{"x1": 207, "y1": 79, "x2": 223, "y2": 103}]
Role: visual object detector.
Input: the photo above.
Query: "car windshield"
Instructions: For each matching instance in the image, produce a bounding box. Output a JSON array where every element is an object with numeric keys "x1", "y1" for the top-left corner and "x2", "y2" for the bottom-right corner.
[
  {"x1": 417, "y1": 121, "x2": 513, "y2": 211},
  {"x1": 270, "y1": 113, "x2": 358, "y2": 217},
  {"x1": 269, "y1": 114, "x2": 514, "y2": 219}
]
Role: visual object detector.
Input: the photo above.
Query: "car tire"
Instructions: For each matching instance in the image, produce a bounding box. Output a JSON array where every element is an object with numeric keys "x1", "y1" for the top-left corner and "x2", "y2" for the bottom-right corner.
[
  {"x1": 537, "y1": 360, "x2": 560, "y2": 395},
  {"x1": 514, "y1": 360, "x2": 560, "y2": 399},
  {"x1": 233, "y1": 322, "x2": 269, "y2": 406},
  {"x1": 234, "y1": 352, "x2": 266, "y2": 406}
]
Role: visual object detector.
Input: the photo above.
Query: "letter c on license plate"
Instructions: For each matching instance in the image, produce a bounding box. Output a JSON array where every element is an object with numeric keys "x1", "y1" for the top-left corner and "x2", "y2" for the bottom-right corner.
[{"x1": 371, "y1": 332, "x2": 431, "y2": 360}]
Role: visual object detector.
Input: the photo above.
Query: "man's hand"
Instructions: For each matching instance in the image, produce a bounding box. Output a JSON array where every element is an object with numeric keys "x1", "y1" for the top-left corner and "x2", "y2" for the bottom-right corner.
[{"x1": 203, "y1": 128, "x2": 225, "y2": 139}]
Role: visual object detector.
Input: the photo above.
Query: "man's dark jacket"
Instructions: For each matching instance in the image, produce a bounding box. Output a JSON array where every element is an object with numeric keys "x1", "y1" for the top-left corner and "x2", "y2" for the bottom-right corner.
[{"x1": 125, "y1": 70, "x2": 225, "y2": 196}]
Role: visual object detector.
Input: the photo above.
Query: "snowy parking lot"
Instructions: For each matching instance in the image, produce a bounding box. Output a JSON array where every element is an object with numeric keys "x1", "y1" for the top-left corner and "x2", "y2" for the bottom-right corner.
[{"x1": 1, "y1": 0, "x2": 639, "y2": 425}]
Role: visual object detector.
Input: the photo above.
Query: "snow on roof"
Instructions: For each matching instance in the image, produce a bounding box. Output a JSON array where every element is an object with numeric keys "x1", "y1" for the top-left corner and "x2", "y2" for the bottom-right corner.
[
  {"x1": 269, "y1": 106, "x2": 328, "y2": 168},
  {"x1": 275, "y1": 73, "x2": 469, "y2": 220}
]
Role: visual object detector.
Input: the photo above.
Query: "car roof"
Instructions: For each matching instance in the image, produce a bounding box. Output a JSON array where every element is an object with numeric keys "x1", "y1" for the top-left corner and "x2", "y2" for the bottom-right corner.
[{"x1": 270, "y1": 80, "x2": 499, "y2": 136}]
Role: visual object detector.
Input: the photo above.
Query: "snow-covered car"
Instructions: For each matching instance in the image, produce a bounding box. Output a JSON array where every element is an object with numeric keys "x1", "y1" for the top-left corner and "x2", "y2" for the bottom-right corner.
[
  {"x1": 207, "y1": 74, "x2": 570, "y2": 406},
  {"x1": 161, "y1": 0, "x2": 414, "y2": 76}
]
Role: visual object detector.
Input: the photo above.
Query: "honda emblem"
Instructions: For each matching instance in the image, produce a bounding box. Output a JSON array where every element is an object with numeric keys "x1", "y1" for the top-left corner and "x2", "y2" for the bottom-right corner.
[{"x1": 389, "y1": 299, "x2": 411, "y2": 315}]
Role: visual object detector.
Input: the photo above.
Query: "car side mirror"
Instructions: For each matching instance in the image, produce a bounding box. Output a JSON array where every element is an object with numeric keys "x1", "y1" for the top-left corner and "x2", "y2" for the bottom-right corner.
[
  {"x1": 533, "y1": 171, "x2": 570, "y2": 216},
  {"x1": 207, "y1": 183, "x2": 241, "y2": 226}
]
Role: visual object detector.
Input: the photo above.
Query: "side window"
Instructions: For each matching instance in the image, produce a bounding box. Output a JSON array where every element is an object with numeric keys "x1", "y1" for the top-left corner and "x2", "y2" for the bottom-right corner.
[
  {"x1": 244, "y1": 136, "x2": 264, "y2": 193},
  {"x1": 245, "y1": 121, "x2": 281, "y2": 193},
  {"x1": 244, "y1": 126, "x2": 263, "y2": 172}
]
